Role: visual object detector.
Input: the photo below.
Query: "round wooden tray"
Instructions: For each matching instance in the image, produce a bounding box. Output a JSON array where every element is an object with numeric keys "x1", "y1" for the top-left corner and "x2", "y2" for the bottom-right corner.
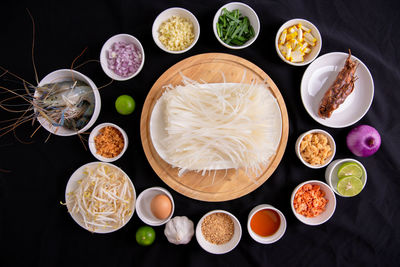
[{"x1": 140, "y1": 53, "x2": 289, "y2": 202}]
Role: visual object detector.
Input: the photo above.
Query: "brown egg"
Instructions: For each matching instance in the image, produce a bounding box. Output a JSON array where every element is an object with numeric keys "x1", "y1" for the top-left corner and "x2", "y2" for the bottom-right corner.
[{"x1": 150, "y1": 194, "x2": 172, "y2": 220}]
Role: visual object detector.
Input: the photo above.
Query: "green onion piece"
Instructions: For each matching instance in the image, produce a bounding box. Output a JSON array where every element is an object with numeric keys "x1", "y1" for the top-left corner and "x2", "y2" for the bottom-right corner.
[
  {"x1": 249, "y1": 25, "x2": 255, "y2": 37},
  {"x1": 216, "y1": 22, "x2": 222, "y2": 38},
  {"x1": 230, "y1": 25, "x2": 242, "y2": 40},
  {"x1": 217, "y1": 8, "x2": 255, "y2": 46},
  {"x1": 224, "y1": 24, "x2": 232, "y2": 40},
  {"x1": 225, "y1": 13, "x2": 240, "y2": 23},
  {"x1": 231, "y1": 38, "x2": 244, "y2": 45}
]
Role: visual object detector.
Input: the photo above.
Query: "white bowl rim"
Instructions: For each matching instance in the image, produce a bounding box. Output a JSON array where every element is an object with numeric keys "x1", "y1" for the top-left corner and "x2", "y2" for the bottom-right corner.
[
  {"x1": 65, "y1": 161, "x2": 136, "y2": 233},
  {"x1": 135, "y1": 186, "x2": 175, "y2": 226},
  {"x1": 275, "y1": 18, "x2": 322, "y2": 66},
  {"x1": 88, "y1": 122, "x2": 128, "y2": 162},
  {"x1": 295, "y1": 129, "x2": 336, "y2": 169},
  {"x1": 152, "y1": 7, "x2": 200, "y2": 54},
  {"x1": 100, "y1": 33, "x2": 145, "y2": 81},
  {"x1": 36, "y1": 69, "x2": 101, "y2": 136},
  {"x1": 196, "y1": 209, "x2": 242, "y2": 254},
  {"x1": 213, "y1": 2, "x2": 260, "y2": 49},
  {"x1": 290, "y1": 180, "x2": 336, "y2": 226},
  {"x1": 247, "y1": 204, "x2": 287, "y2": 244},
  {"x1": 325, "y1": 158, "x2": 368, "y2": 197}
]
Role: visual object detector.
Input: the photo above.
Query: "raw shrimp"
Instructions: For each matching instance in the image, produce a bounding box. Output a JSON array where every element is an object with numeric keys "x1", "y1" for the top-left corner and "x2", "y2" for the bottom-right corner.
[
  {"x1": 0, "y1": 9, "x2": 109, "y2": 142},
  {"x1": 34, "y1": 80, "x2": 95, "y2": 130},
  {"x1": 0, "y1": 77, "x2": 95, "y2": 139}
]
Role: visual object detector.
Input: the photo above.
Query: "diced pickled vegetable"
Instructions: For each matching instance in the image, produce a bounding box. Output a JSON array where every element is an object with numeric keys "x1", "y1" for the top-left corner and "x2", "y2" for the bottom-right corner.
[{"x1": 278, "y1": 23, "x2": 316, "y2": 63}]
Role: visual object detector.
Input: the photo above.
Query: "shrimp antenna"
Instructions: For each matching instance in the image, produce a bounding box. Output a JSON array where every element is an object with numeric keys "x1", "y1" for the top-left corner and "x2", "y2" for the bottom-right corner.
[
  {"x1": 0, "y1": 70, "x2": 8, "y2": 78},
  {"x1": 71, "y1": 47, "x2": 88, "y2": 70},
  {"x1": 26, "y1": 8, "x2": 39, "y2": 85},
  {"x1": 73, "y1": 59, "x2": 100, "y2": 70}
]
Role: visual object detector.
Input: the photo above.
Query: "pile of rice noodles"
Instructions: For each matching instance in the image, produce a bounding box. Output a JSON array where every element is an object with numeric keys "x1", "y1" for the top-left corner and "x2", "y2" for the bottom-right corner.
[{"x1": 159, "y1": 76, "x2": 281, "y2": 176}]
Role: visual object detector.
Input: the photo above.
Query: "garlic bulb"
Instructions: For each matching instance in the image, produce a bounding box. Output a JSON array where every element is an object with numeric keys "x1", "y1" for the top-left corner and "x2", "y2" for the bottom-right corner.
[{"x1": 164, "y1": 216, "x2": 194, "y2": 245}]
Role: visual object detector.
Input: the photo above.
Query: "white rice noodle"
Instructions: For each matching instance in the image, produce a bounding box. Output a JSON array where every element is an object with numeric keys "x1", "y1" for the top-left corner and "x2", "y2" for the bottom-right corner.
[{"x1": 159, "y1": 77, "x2": 281, "y2": 176}]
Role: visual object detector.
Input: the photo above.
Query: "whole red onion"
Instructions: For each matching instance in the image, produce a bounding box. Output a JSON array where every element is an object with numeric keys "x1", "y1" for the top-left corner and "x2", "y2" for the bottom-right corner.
[{"x1": 346, "y1": 125, "x2": 381, "y2": 157}]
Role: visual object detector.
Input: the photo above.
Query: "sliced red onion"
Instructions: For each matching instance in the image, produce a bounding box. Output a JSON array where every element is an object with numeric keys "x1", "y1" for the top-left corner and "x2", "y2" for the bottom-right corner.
[{"x1": 106, "y1": 41, "x2": 142, "y2": 77}]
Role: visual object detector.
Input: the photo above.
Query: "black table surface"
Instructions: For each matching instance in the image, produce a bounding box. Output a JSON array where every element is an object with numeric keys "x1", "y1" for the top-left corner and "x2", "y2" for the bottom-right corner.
[{"x1": 1, "y1": 0, "x2": 399, "y2": 266}]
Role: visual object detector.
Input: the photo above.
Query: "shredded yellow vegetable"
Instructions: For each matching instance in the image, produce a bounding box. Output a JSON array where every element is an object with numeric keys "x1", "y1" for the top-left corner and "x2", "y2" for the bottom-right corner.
[{"x1": 66, "y1": 163, "x2": 134, "y2": 232}]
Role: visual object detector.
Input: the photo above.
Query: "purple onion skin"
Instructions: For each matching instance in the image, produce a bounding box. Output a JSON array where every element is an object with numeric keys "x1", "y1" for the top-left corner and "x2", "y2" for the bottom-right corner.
[{"x1": 346, "y1": 125, "x2": 381, "y2": 157}]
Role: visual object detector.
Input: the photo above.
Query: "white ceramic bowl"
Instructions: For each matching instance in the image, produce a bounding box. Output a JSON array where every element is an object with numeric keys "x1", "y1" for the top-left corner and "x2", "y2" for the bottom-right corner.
[
  {"x1": 152, "y1": 7, "x2": 200, "y2": 54},
  {"x1": 301, "y1": 52, "x2": 374, "y2": 128},
  {"x1": 213, "y1": 2, "x2": 260, "y2": 49},
  {"x1": 325, "y1": 158, "x2": 367, "y2": 197},
  {"x1": 247, "y1": 204, "x2": 286, "y2": 244},
  {"x1": 100, "y1": 34, "x2": 145, "y2": 81},
  {"x1": 65, "y1": 162, "x2": 136, "y2": 233},
  {"x1": 295, "y1": 129, "x2": 336, "y2": 169},
  {"x1": 35, "y1": 69, "x2": 101, "y2": 136},
  {"x1": 88, "y1": 123, "x2": 128, "y2": 162},
  {"x1": 196, "y1": 210, "x2": 242, "y2": 254},
  {"x1": 275, "y1": 18, "x2": 322, "y2": 66},
  {"x1": 136, "y1": 187, "x2": 174, "y2": 226},
  {"x1": 291, "y1": 180, "x2": 336, "y2": 226}
]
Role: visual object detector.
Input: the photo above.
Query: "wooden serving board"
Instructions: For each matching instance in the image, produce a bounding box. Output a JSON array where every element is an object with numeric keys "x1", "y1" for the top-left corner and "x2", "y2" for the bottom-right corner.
[{"x1": 140, "y1": 53, "x2": 289, "y2": 202}]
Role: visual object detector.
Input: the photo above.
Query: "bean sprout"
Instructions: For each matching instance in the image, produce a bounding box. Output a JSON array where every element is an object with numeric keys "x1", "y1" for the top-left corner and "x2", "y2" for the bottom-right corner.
[{"x1": 67, "y1": 163, "x2": 134, "y2": 232}]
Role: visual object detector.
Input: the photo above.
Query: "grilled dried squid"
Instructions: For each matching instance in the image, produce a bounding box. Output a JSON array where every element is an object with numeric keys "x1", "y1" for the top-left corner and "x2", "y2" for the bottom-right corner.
[{"x1": 318, "y1": 50, "x2": 358, "y2": 119}]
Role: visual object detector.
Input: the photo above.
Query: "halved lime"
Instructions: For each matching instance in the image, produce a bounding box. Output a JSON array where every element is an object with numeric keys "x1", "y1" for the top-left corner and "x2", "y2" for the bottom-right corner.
[
  {"x1": 337, "y1": 176, "x2": 364, "y2": 197},
  {"x1": 337, "y1": 162, "x2": 363, "y2": 180}
]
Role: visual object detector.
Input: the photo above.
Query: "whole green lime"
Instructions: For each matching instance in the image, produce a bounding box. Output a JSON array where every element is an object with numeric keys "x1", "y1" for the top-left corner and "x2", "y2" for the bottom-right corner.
[
  {"x1": 136, "y1": 226, "x2": 156, "y2": 246},
  {"x1": 115, "y1": 95, "x2": 135, "y2": 115}
]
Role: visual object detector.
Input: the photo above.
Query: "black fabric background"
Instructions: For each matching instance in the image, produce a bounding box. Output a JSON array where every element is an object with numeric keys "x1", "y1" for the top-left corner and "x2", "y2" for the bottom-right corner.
[{"x1": 1, "y1": 0, "x2": 399, "y2": 266}]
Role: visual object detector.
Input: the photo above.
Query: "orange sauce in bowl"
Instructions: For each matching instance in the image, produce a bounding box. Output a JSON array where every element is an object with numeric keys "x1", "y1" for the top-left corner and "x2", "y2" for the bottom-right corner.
[{"x1": 250, "y1": 209, "x2": 280, "y2": 237}]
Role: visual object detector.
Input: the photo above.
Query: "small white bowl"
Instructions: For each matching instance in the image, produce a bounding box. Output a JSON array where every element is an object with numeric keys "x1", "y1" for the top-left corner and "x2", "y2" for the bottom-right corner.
[
  {"x1": 36, "y1": 69, "x2": 101, "y2": 136},
  {"x1": 295, "y1": 129, "x2": 336, "y2": 169},
  {"x1": 65, "y1": 162, "x2": 136, "y2": 233},
  {"x1": 247, "y1": 204, "x2": 286, "y2": 244},
  {"x1": 291, "y1": 180, "x2": 336, "y2": 226},
  {"x1": 88, "y1": 123, "x2": 128, "y2": 162},
  {"x1": 136, "y1": 187, "x2": 175, "y2": 226},
  {"x1": 275, "y1": 18, "x2": 322, "y2": 66},
  {"x1": 325, "y1": 158, "x2": 367, "y2": 197},
  {"x1": 100, "y1": 34, "x2": 145, "y2": 81},
  {"x1": 152, "y1": 7, "x2": 200, "y2": 54},
  {"x1": 213, "y1": 2, "x2": 260, "y2": 49},
  {"x1": 196, "y1": 210, "x2": 242, "y2": 254}
]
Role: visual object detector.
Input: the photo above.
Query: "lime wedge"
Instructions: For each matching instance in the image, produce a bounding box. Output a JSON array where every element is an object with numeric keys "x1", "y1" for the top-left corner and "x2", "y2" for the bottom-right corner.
[
  {"x1": 337, "y1": 162, "x2": 363, "y2": 180},
  {"x1": 337, "y1": 176, "x2": 364, "y2": 197}
]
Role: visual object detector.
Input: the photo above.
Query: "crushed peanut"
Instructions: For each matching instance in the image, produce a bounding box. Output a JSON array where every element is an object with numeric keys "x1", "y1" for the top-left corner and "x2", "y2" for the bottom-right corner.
[
  {"x1": 300, "y1": 132, "x2": 332, "y2": 165},
  {"x1": 201, "y1": 212, "x2": 234, "y2": 245},
  {"x1": 94, "y1": 126, "x2": 124, "y2": 158}
]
